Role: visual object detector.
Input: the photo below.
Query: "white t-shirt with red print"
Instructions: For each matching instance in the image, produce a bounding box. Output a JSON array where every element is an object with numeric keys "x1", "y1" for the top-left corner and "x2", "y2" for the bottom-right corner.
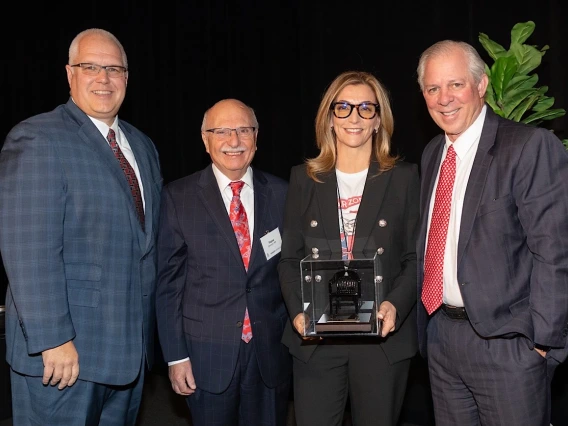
[{"x1": 336, "y1": 168, "x2": 368, "y2": 259}]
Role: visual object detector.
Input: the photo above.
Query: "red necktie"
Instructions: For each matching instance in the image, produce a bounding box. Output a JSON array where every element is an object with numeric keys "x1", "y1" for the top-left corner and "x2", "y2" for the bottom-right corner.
[
  {"x1": 422, "y1": 145, "x2": 457, "y2": 315},
  {"x1": 229, "y1": 181, "x2": 252, "y2": 343},
  {"x1": 107, "y1": 129, "x2": 145, "y2": 228}
]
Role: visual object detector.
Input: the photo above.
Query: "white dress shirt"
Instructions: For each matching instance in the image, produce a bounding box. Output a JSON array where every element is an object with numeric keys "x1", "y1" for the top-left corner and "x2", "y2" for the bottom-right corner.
[{"x1": 426, "y1": 105, "x2": 487, "y2": 307}]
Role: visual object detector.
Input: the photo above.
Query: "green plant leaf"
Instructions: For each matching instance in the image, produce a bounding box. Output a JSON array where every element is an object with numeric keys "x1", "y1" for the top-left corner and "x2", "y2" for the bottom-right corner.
[
  {"x1": 484, "y1": 81, "x2": 499, "y2": 112},
  {"x1": 510, "y1": 21, "x2": 535, "y2": 45},
  {"x1": 510, "y1": 95, "x2": 540, "y2": 122},
  {"x1": 522, "y1": 108, "x2": 567, "y2": 124},
  {"x1": 504, "y1": 74, "x2": 538, "y2": 95},
  {"x1": 479, "y1": 33, "x2": 508, "y2": 61},
  {"x1": 563, "y1": 139, "x2": 568, "y2": 151},
  {"x1": 490, "y1": 56, "x2": 518, "y2": 101},
  {"x1": 502, "y1": 88, "x2": 538, "y2": 118},
  {"x1": 532, "y1": 96, "x2": 555, "y2": 112},
  {"x1": 511, "y1": 43, "x2": 544, "y2": 75}
]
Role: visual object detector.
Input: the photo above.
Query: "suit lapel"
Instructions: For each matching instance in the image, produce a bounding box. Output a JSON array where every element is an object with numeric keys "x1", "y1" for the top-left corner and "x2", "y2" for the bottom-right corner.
[
  {"x1": 197, "y1": 166, "x2": 245, "y2": 270},
  {"x1": 65, "y1": 100, "x2": 146, "y2": 249},
  {"x1": 315, "y1": 171, "x2": 343, "y2": 253},
  {"x1": 457, "y1": 108, "x2": 497, "y2": 267},
  {"x1": 352, "y1": 162, "x2": 391, "y2": 254},
  {"x1": 248, "y1": 168, "x2": 269, "y2": 273},
  {"x1": 418, "y1": 135, "x2": 445, "y2": 259},
  {"x1": 120, "y1": 122, "x2": 155, "y2": 250}
]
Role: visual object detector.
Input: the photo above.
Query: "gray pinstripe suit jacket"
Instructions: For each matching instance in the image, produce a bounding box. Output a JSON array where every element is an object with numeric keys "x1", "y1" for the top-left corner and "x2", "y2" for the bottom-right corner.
[
  {"x1": 417, "y1": 107, "x2": 568, "y2": 364},
  {"x1": 0, "y1": 99, "x2": 163, "y2": 385}
]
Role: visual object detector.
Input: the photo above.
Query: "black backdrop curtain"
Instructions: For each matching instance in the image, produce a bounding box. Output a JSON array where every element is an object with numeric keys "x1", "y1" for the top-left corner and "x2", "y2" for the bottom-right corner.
[
  {"x1": 1, "y1": 1, "x2": 567, "y2": 421},
  {"x1": 2, "y1": 0, "x2": 568, "y2": 307}
]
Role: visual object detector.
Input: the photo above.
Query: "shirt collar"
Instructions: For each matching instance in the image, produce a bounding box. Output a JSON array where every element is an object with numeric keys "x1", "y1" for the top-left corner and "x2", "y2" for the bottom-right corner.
[
  {"x1": 88, "y1": 115, "x2": 120, "y2": 142},
  {"x1": 211, "y1": 164, "x2": 254, "y2": 192}
]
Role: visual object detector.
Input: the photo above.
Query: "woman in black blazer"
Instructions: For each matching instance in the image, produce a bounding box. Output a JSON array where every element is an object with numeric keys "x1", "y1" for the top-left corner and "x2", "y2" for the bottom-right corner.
[{"x1": 278, "y1": 71, "x2": 420, "y2": 426}]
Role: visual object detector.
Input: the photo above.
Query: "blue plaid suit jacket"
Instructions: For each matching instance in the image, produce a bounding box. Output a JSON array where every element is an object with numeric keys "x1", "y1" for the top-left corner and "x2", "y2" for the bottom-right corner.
[
  {"x1": 156, "y1": 165, "x2": 292, "y2": 393},
  {"x1": 0, "y1": 99, "x2": 163, "y2": 385}
]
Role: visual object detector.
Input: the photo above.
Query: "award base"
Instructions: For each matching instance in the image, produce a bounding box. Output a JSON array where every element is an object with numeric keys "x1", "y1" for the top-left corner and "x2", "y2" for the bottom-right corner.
[
  {"x1": 315, "y1": 312, "x2": 373, "y2": 332},
  {"x1": 314, "y1": 300, "x2": 376, "y2": 333}
]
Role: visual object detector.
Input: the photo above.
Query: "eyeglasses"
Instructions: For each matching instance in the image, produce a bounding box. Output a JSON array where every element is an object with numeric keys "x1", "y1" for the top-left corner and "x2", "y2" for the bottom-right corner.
[
  {"x1": 330, "y1": 102, "x2": 380, "y2": 119},
  {"x1": 205, "y1": 127, "x2": 256, "y2": 139},
  {"x1": 70, "y1": 63, "x2": 128, "y2": 77}
]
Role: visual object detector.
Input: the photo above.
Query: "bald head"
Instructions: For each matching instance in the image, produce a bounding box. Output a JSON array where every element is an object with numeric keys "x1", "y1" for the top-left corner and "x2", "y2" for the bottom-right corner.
[
  {"x1": 201, "y1": 99, "x2": 259, "y2": 180},
  {"x1": 201, "y1": 99, "x2": 258, "y2": 132}
]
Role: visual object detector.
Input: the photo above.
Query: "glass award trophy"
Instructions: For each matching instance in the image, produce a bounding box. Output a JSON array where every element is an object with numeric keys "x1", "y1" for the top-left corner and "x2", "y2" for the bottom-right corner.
[{"x1": 299, "y1": 251, "x2": 382, "y2": 336}]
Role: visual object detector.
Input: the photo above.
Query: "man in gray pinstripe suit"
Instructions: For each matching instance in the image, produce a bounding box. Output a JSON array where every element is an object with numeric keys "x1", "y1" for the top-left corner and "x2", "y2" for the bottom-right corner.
[
  {"x1": 416, "y1": 40, "x2": 568, "y2": 426},
  {"x1": 0, "y1": 28, "x2": 162, "y2": 425}
]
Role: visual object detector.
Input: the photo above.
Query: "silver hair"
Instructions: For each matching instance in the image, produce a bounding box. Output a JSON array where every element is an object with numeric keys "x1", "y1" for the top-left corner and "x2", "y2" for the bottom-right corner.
[
  {"x1": 417, "y1": 40, "x2": 486, "y2": 91},
  {"x1": 69, "y1": 28, "x2": 128, "y2": 70}
]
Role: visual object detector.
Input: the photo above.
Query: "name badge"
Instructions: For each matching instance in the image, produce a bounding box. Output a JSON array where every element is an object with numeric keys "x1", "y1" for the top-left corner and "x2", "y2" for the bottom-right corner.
[{"x1": 260, "y1": 228, "x2": 282, "y2": 261}]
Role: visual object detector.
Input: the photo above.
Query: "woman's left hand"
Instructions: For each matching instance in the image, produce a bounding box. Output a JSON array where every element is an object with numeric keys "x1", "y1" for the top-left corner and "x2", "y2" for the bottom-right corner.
[{"x1": 377, "y1": 301, "x2": 396, "y2": 338}]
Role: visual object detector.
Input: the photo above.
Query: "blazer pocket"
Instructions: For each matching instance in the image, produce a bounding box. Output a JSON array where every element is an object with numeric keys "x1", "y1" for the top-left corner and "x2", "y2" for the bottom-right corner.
[
  {"x1": 478, "y1": 195, "x2": 514, "y2": 217},
  {"x1": 66, "y1": 263, "x2": 102, "y2": 307},
  {"x1": 183, "y1": 316, "x2": 203, "y2": 338}
]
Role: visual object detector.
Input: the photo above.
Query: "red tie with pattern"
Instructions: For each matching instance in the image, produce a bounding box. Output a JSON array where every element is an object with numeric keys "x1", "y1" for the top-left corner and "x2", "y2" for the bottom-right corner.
[
  {"x1": 107, "y1": 129, "x2": 145, "y2": 228},
  {"x1": 229, "y1": 181, "x2": 253, "y2": 343},
  {"x1": 422, "y1": 145, "x2": 457, "y2": 315}
]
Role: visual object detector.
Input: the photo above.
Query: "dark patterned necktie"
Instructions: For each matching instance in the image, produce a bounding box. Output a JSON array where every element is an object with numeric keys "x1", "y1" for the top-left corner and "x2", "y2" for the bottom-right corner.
[
  {"x1": 422, "y1": 145, "x2": 457, "y2": 314},
  {"x1": 229, "y1": 181, "x2": 252, "y2": 343},
  {"x1": 107, "y1": 129, "x2": 145, "y2": 228}
]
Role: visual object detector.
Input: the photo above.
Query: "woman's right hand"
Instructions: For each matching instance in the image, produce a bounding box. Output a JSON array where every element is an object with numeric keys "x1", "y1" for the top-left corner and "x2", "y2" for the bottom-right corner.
[
  {"x1": 293, "y1": 313, "x2": 309, "y2": 335},
  {"x1": 293, "y1": 313, "x2": 322, "y2": 340}
]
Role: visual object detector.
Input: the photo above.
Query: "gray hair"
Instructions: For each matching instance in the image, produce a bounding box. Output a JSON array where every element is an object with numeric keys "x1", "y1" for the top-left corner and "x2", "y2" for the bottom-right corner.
[
  {"x1": 417, "y1": 40, "x2": 486, "y2": 91},
  {"x1": 69, "y1": 28, "x2": 128, "y2": 69}
]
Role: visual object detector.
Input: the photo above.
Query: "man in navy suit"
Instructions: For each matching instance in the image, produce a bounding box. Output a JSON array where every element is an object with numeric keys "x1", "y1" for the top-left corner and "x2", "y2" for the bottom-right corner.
[
  {"x1": 0, "y1": 29, "x2": 162, "y2": 425},
  {"x1": 416, "y1": 40, "x2": 568, "y2": 426},
  {"x1": 156, "y1": 99, "x2": 292, "y2": 426}
]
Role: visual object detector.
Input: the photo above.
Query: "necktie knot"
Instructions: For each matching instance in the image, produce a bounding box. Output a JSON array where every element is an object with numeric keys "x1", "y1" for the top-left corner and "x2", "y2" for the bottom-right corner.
[
  {"x1": 229, "y1": 181, "x2": 245, "y2": 197},
  {"x1": 107, "y1": 128, "x2": 116, "y2": 143},
  {"x1": 445, "y1": 145, "x2": 456, "y2": 162}
]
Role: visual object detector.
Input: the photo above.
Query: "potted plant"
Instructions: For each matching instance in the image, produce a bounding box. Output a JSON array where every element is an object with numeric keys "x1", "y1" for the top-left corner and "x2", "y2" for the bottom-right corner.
[{"x1": 478, "y1": 21, "x2": 567, "y2": 148}]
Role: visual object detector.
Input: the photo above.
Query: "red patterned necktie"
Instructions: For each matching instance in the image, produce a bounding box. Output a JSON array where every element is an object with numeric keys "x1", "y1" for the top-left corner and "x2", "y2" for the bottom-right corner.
[
  {"x1": 422, "y1": 145, "x2": 457, "y2": 315},
  {"x1": 107, "y1": 129, "x2": 145, "y2": 228},
  {"x1": 229, "y1": 181, "x2": 252, "y2": 343}
]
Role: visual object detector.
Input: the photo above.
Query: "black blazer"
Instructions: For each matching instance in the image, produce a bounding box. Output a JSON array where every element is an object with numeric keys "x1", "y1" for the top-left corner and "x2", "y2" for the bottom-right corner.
[
  {"x1": 417, "y1": 107, "x2": 568, "y2": 362},
  {"x1": 278, "y1": 161, "x2": 420, "y2": 364}
]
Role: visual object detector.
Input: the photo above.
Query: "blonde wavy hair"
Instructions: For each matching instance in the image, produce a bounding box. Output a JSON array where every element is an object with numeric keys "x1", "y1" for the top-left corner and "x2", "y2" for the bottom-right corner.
[{"x1": 306, "y1": 71, "x2": 399, "y2": 182}]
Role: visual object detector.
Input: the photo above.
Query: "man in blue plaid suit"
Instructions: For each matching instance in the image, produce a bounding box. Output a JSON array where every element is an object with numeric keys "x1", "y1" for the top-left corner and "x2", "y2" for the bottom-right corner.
[{"x1": 0, "y1": 28, "x2": 162, "y2": 425}]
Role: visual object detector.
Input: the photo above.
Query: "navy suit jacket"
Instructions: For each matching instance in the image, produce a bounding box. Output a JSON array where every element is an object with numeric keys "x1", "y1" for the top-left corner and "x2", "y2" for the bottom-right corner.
[
  {"x1": 417, "y1": 107, "x2": 568, "y2": 363},
  {"x1": 0, "y1": 99, "x2": 163, "y2": 385},
  {"x1": 156, "y1": 165, "x2": 292, "y2": 394},
  {"x1": 279, "y1": 161, "x2": 420, "y2": 365}
]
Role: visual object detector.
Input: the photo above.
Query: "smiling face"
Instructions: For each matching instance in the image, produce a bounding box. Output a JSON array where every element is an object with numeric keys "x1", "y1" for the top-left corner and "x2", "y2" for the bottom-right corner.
[
  {"x1": 201, "y1": 99, "x2": 258, "y2": 180},
  {"x1": 331, "y1": 84, "x2": 380, "y2": 155},
  {"x1": 422, "y1": 47, "x2": 488, "y2": 142},
  {"x1": 65, "y1": 33, "x2": 127, "y2": 126}
]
